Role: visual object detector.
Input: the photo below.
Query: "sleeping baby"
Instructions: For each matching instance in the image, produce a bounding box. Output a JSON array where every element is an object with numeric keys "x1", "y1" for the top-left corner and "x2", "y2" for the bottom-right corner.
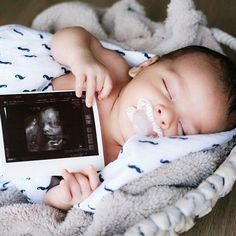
[
  {"x1": 0, "y1": 25, "x2": 235, "y2": 211},
  {"x1": 43, "y1": 26, "x2": 236, "y2": 210}
]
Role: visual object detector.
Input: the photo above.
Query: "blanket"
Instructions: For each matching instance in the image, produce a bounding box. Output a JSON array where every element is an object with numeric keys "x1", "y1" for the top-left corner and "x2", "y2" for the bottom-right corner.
[
  {"x1": 32, "y1": 0, "x2": 236, "y2": 54},
  {"x1": 1, "y1": 0, "x2": 236, "y2": 235}
]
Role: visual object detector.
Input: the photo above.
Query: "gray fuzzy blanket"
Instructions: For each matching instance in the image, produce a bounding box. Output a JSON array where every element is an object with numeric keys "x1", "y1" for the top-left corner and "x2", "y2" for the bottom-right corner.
[{"x1": 0, "y1": 138, "x2": 235, "y2": 235}]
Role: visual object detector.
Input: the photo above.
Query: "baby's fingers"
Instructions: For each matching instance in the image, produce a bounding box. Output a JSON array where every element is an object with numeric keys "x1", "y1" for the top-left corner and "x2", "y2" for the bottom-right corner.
[
  {"x1": 59, "y1": 179, "x2": 73, "y2": 203},
  {"x1": 98, "y1": 75, "x2": 113, "y2": 100},
  {"x1": 82, "y1": 165, "x2": 100, "y2": 190},
  {"x1": 75, "y1": 74, "x2": 86, "y2": 98},
  {"x1": 74, "y1": 173, "x2": 92, "y2": 200},
  {"x1": 63, "y1": 170, "x2": 82, "y2": 203},
  {"x1": 85, "y1": 74, "x2": 96, "y2": 107}
]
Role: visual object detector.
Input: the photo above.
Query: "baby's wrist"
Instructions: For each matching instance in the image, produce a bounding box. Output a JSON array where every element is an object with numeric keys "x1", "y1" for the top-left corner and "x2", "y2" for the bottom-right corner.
[{"x1": 68, "y1": 48, "x2": 95, "y2": 68}]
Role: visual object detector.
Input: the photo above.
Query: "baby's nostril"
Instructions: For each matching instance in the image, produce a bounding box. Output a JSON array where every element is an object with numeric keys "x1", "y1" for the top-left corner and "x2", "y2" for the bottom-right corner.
[{"x1": 158, "y1": 109, "x2": 161, "y2": 114}]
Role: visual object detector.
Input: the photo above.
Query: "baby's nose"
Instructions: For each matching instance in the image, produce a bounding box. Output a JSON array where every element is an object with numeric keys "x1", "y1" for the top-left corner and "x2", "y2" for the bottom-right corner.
[
  {"x1": 43, "y1": 124, "x2": 50, "y2": 132},
  {"x1": 155, "y1": 104, "x2": 174, "y2": 130}
]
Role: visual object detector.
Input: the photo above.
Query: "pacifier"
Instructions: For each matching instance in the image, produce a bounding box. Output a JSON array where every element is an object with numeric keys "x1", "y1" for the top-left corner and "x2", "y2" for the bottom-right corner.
[{"x1": 127, "y1": 98, "x2": 163, "y2": 137}]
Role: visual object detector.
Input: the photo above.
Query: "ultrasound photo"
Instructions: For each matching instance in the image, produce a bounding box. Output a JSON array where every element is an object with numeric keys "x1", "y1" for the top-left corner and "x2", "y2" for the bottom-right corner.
[
  {"x1": 25, "y1": 106, "x2": 71, "y2": 152},
  {"x1": 0, "y1": 91, "x2": 99, "y2": 162}
]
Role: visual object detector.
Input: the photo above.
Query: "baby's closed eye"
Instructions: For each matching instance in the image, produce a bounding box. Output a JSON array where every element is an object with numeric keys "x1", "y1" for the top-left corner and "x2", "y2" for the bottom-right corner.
[{"x1": 162, "y1": 79, "x2": 173, "y2": 100}]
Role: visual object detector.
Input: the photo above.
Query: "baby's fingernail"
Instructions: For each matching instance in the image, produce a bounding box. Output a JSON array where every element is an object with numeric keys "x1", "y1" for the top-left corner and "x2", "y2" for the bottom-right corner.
[
  {"x1": 86, "y1": 99, "x2": 93, "y2": 107},
  {"x1": 88, "y1": 165, "x2": 94, "y2": 171},
  {"x1": 62, "y1": 169, "x2": 69, "y2": 176},
  {"x1": 76, "y1": 91, "x2": 82, "y2": 97}
]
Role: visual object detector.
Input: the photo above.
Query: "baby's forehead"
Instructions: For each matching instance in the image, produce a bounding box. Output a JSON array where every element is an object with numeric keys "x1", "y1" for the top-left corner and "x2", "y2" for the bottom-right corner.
[
  {"x1": 161, "y1": 51, "x2": 214, "y2": 67},
  {"x1": 178, "y1": 53, "x2": 220, "y2": 77},
  {"x1": 171, "y1": 52, "x2": 212, "y2": 65},
  {"x1": 41, "y1": 108, "x2": 59, "y2": 118}
]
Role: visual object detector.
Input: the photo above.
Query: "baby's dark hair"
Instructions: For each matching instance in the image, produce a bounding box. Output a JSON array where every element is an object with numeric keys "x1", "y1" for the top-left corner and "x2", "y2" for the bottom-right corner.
[{"x1": 161, "y1": 45, "x2": 236, "y2": 130}]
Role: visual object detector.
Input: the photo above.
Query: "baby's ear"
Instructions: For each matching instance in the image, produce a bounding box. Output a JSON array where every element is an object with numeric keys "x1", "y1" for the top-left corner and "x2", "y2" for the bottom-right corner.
[{"x1": 128, "y1": 55, "x2": 159, "y2": 78}]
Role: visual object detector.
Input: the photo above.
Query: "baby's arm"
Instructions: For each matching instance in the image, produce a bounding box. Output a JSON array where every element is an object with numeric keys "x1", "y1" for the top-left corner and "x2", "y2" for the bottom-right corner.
[
  {"x1": 51, "y1": 26, "x2": 112, "y2": 107},
  {"x1": 52, "y1": 72, "x2": 75, "y2": 91},
  {"x1": 44, "y1": 166, "x2": 100, "y2": 211}
]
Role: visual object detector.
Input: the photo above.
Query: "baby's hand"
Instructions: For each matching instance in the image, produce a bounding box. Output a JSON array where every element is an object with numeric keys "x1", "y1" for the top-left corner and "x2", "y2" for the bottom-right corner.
[
  {"x1": 71, "y1": 56, "x2": 113, "y2": 107},
  {"x1": 61, "y1": 166, "x2": 100, "y2": 204},
  {"x1": 44, "y1": 166, "x2": 100, "y2": 211}
]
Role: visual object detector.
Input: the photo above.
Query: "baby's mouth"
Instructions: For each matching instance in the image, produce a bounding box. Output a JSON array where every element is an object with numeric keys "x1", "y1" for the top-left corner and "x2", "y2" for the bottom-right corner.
[{"x1": 127, "y1": 98, "x2": 163, "y2": 137}]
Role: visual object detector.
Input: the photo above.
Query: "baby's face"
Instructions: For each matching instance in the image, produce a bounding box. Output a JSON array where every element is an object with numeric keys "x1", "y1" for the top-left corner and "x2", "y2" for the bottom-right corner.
[
  {"x1": 117, "y1": 54, "x2": 228, "y2": 141},
  {"x1": 40, "y1": 108, "x2": 63, "y2": 140}
]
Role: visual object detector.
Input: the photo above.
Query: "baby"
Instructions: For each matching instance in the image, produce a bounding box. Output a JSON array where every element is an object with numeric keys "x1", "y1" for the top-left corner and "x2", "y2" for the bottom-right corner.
[
  {"x1": 41, "y1": 26, "x2": 236, "y2": 210},
  {"x1": 25, "y1": 107, "x2": 66, "y2": 152},
  {"x1": 40, "y1": 107, "x2": 66, "y2": 151}
]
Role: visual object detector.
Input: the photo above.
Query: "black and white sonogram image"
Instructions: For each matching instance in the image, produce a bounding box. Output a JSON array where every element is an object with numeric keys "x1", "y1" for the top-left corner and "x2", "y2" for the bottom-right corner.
[
  {"x1": 0, "y1": 91, "x2": 99, "y2": 162},
  {"x1": 25, "y1": 107, "x2": 66, "y2": 152}
]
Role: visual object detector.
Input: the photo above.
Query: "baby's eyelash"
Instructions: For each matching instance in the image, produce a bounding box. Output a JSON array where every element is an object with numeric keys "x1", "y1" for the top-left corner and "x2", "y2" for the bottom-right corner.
[{"x1": 162, "y1": 79, "x2": 172, "y2": 100}]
